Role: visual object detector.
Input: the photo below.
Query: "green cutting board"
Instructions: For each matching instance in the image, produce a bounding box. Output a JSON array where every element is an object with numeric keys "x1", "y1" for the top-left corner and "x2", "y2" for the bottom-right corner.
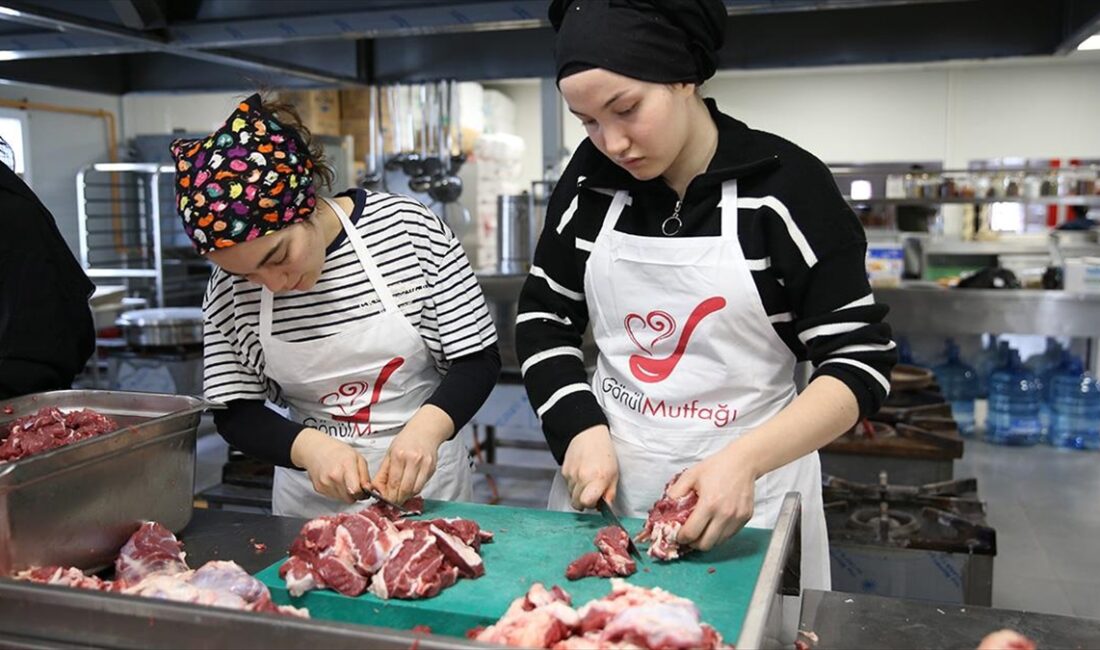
[{"x1": 255, "y1": 500, "x2": 771, "y2": 642}]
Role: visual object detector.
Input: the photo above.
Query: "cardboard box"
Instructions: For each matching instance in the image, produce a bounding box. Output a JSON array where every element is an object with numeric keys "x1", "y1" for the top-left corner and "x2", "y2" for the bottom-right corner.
[
  {"x1": 340, "y1": 120, "x2": 373, "y2": 163},
  {"x1": 339, "y1": 88, "x2": 374, "y2": 122},
  {"x1": 278, "y1": 88, "x2": 341, "y2": 137}
]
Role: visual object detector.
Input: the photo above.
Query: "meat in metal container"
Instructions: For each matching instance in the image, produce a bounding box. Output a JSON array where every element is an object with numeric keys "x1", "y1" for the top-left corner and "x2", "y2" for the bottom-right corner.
[{"x1": 0, "y1": 390, "x2": 220, "y2": 575}]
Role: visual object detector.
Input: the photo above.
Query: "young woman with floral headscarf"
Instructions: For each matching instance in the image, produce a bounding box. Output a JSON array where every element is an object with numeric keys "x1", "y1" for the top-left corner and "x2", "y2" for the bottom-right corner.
[{"x1": 173, "y1": 94, "x2": 499, "y2": 518}]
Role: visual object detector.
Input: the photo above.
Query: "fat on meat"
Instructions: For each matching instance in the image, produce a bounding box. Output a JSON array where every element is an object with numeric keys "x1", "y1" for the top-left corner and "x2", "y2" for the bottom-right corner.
[
  {"x1": 635, "y1": 473, "x2": 698, "y2": 561},
  {"x1": 369, "y1": 528, "x2": 458, "y2": 600},
  {"x1": 280, "y1": 500, "x2": 491, "y2": 600},
  {"x1": 15, "y1": 524, "x2": 307, "y2": 618},
  {"x1": 471, "y1": 584, "x2": 579, "y2": 649},
  {"x1": 115, "y1": 522, "x2": 190, "y2": 583},
  {"x1": 473, "y1": 580, "x2": 731, "y2": 650},
  {"x1": 565, "y1": 527, "x2": 636, "y2": 580}
]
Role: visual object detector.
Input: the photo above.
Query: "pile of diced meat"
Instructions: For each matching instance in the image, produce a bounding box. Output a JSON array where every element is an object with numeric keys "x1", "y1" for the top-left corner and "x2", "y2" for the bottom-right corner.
[
  {"x1": 0, "y1": 407, "x2": 119, "y2": 463},
  {"x1": 15, "y1": 522, "x2": 306, "y2": 617},
  {"x1": 636, "y1": 473, "x2": 698, "y2": 561},
  {"x1": 565, "y1": 526, "x2": 636, "y2": 580},
  {"x1": 471, "y1": 579, "x2": 730, "y2": 650},
  {"x1": 279, "y1": 497, "x2": 493, "y2": 600}
]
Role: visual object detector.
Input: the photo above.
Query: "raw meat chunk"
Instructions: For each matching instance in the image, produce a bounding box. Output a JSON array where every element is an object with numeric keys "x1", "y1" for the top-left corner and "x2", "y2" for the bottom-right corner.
[
  {"x1": 281, "y1": 500, "x2": 490, "y2": 600},
  {"x1": 977, "y1": 630, "x2": 1036, "y2": 650},
  {"x1": 473, "y1": 580, "x2": 730, "y2": 650},
  {"x1": 636, "y1": 473, "x2": 698, "y2": 561},
  {"x1": 565, "y1": 527, "x2": 636, "y2": 580},
  {"x1": 115, "y1": 522, "x2": 189, "y2": 583},
  {"x1": 15, "y1": 524, "x2": 306, "y2": 618},
  {"x1": 0, "y1": 407, "x2": 119, "y2": 463}
]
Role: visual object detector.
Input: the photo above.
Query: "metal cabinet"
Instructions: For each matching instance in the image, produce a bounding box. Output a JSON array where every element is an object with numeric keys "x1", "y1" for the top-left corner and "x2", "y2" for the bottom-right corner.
[{"x1": 76, "y1": 162, "x2": 211, "y2": 308}]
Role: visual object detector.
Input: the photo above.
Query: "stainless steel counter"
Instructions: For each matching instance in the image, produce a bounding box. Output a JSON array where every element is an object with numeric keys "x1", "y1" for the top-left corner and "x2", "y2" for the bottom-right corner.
[
  {"x1": 799, "y1": 588, "x2": 1100, "y2": 649},
  {"x1": 876, "y1": 284, "x2": 1100, "y2": 339},
  {"x1": 0, "y1": 500, "x2": 804, "y2": 649}
]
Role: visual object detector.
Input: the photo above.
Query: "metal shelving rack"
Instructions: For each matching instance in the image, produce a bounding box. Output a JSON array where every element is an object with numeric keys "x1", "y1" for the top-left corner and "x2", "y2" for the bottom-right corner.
[{"x1": 76, "y1": 162, "x2": 210, "y2": 308}]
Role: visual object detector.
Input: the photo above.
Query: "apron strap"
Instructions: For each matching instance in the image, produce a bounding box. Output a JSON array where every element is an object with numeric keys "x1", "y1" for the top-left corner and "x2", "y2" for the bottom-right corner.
[
  {"x1": 323, "y1": 197, "x2": 402, "y2": 314},
  {"x1": 260, "y1": 196, "x2": 402, "y2": 340},
  {"x1": 719, "y1": 180, "x2": 738, "y2": 240},
  {"x1": 596, "y1": 191, "x2": 631, "y2": 241}
]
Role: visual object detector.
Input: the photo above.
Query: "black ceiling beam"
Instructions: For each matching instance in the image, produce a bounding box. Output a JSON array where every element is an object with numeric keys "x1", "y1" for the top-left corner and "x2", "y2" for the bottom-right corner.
[
  {"x1": 0, "y1": 54, "x2": 128, "y2": 93},
  {"x1": 722, "y1": 0, "x2": 1064, "y2": 69},
  {"x1": 371, "y1": 0, "x2": 1069, "y2": 82},
  {"x1": 0, "y1": 1, "x2": 364, "y2": 85},
  {"x1": 123, "y1": 52, "x2": 318, "y2": 92},
  {"x1": 108, "y1": 0, "x2": 167, "y2": 31}
]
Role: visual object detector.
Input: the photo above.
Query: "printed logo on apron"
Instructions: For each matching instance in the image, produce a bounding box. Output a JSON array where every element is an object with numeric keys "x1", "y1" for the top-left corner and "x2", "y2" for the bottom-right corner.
[
  {"x1": 314, "y1": 356, "x2": 405, "y2": 436},
  {"x1": 625, "y1": 296, "x2": 726, "y2": 383}
]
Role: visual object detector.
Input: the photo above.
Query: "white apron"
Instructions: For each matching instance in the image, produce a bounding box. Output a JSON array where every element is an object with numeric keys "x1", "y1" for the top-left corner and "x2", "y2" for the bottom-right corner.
[
  {"x1": 260, "y1": 197, "x2": 472, "y2": 518},
  {"x1": 547, "y1": 181, "x2": 830, "y2": 590}
]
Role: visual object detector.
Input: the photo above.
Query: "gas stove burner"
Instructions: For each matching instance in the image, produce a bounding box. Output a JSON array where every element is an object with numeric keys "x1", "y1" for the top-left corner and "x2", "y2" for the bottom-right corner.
[{"x1": 848, "y1": 504, "x2": 922, "y2": 540}]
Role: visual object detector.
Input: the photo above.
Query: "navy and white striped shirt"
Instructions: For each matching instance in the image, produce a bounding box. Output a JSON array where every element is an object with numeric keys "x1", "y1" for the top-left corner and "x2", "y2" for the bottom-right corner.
[
  {"x1": 203, "y1": 189, "x2": 498, "y2": 408},
  {"x1": 517, "y1": 99, "x2": 897, "y2": 463}
]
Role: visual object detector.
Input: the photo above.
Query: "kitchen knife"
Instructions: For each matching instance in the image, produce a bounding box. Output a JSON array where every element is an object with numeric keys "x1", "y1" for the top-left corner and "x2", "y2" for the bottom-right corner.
[
  {"x1": 596, "y1": 497, "x2": 645, "y2": 563},
  {"x1": 358, "y1": 486, "x2": 411, "y2": 514}
]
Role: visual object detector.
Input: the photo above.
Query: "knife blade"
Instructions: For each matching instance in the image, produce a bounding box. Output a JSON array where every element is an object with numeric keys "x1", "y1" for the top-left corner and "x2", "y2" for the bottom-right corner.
[
  {"x1": 358, "y1": 486, "x2": 410, "y2": 514},
  {"x1": 596, "y1": 497, "x2": 645, "y2": 563}
]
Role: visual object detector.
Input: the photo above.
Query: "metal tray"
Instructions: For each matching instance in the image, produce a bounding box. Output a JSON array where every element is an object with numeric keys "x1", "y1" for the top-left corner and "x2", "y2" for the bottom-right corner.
[{"x1": 0, "y1": 390, "x2": 219, "y2": 575}]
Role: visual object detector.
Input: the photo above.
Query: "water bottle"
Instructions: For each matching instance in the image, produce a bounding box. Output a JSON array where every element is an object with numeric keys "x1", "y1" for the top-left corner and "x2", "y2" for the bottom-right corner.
[
  {"x1": 1048, "y1": 356, "x2": 1100, "y2": 450},
  {"x1": 986, "y1": 348, "x2": 1043, "y2": 446},
  {"x1": 1025, "y1": 338, "x2": 1062, "y2": 432},
  {"x1": 1025, "y1": 337, "x2": 1062, "y2": 375},
  {"x1": 932, "y1": 339, "x2": 979, "y2": 437},
  {"x1": 973, "y1": 335, "x2": 1004, "y2": 399}
]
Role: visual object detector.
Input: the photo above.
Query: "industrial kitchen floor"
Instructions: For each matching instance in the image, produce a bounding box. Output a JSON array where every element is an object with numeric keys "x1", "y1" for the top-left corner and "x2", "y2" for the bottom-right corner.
[{"x1": 193, "y1": 422, "x2": 1100, "y2": 620}]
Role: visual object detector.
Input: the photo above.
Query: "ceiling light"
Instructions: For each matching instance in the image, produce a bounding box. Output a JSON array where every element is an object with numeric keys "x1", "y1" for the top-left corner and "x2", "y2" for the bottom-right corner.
[{"x1": 1078, "y1": 34, "x2": 1100, "y2": 51}]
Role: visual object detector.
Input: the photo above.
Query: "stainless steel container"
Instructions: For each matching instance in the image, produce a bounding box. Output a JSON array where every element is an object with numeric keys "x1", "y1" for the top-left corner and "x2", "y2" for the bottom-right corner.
[
  {"x1": 0, "y1": 390, "x2": 218, "y2": 575},
  {"x1": 116, "y1": 307, "x2": 204, "y2": 348},
  {"x1": 497, "y1": 194, "x2": 531, "y2": 275}
]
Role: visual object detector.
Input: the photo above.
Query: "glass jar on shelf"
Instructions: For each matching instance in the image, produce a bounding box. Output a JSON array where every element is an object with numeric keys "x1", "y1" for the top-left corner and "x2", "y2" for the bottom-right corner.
[{"x1": 972, "y1": 172, "x2": 994, "y2": 199}]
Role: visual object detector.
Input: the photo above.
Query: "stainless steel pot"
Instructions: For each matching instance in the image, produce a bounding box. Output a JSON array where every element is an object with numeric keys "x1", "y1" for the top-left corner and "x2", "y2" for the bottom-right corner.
[{"x1": 116, "y1": 307, "x2": 203, "y2": 348}]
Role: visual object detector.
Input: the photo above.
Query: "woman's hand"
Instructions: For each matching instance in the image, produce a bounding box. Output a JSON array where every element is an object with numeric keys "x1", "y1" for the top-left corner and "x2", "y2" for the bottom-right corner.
[
  {"x1": 669, "y1": 441, "x2": 758, "y2": 551},
  {"x1": 290, "y1": 428, "x2": 372, "y2": 503},
  {"x1": 374, "y1": 405, "x2": 454, "y2": 504},
  {"x1": 561, "y1": 424, "x2": 619, "y2": 510}
]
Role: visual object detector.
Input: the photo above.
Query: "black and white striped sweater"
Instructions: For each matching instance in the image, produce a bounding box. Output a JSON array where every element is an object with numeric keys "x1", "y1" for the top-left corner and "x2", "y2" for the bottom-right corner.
[{"x1": 516, "y1": 99, "x2": 897, "y2": 464}]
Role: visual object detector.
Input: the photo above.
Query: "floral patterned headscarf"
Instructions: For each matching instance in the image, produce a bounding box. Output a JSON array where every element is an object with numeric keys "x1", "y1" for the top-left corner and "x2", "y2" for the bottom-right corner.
[{"x1": 170, "y1": 93, "x2": 317, "y2": 254}]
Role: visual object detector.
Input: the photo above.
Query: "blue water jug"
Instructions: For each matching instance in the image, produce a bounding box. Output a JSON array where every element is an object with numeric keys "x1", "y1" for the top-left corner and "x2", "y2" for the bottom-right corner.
[
  {"x1": 1025, "y1": 337, "x2": 1062, "y2": 372},
  {"x1": 932, "y1": 339, "x2": 979, "y2": 437},
  {"x1": 973, "y1": 335, "x2": 1004, "y2": 399},
  {"x1": 1048, "y1": 356, "x2": 1100, "y2": 450},
  {"x1": 987, "y1": 348, "x2": 1043, "y2": 446}
]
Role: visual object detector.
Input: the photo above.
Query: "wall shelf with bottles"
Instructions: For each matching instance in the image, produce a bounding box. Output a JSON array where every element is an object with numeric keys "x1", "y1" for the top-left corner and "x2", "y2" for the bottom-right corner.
[{"x1": 831, "y1": 163, "x2": 1100, "y2": 204}]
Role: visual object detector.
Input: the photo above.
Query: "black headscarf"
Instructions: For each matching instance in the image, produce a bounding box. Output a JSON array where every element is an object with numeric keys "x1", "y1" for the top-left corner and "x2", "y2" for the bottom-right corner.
[{"x1": 550, "y1": 0, "x2": 727, "y2": 84}]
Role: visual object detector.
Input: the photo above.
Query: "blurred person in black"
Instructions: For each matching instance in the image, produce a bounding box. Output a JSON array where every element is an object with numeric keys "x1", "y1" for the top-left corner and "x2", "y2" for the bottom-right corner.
[{"x1": 0, "y1": 138, "x2": 95, "y2": 398}]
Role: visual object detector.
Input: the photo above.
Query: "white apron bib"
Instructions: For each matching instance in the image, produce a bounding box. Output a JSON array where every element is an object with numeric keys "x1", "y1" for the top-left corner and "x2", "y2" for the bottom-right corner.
[
  {"x1": 547, "y1": 181, "x2": 829, "y2": 590},
  {"x1": 260, "y1": 197, "x2": 472, "y2": 518}
]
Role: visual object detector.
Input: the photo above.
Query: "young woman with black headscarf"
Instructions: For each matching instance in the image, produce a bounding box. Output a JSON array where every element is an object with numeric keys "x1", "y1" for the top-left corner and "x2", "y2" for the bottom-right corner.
[{"x1": 516, "y1": 0, "x2": 897, "y2": 589}]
